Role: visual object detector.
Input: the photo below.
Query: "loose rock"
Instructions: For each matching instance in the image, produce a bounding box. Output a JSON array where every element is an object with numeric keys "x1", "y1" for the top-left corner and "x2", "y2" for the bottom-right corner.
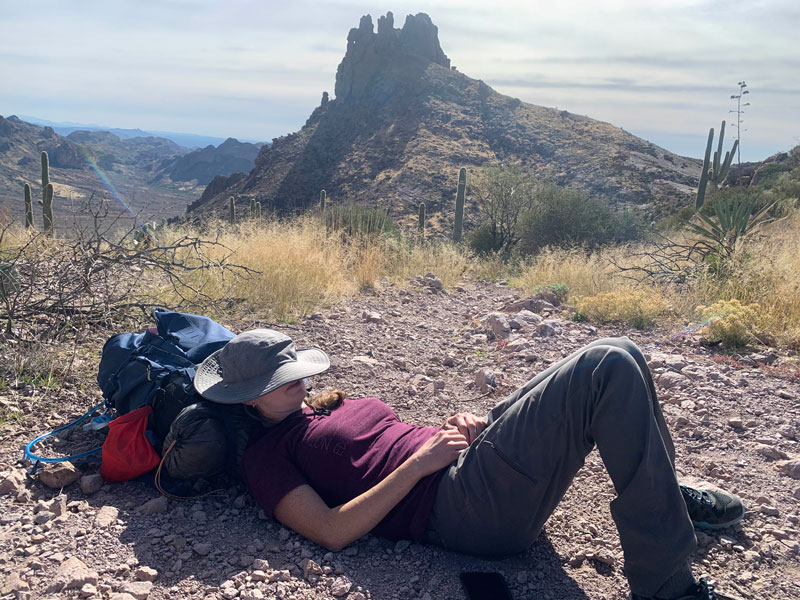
[{"x1": 38, "y1": 462, "x2": 81, "y2": 489}]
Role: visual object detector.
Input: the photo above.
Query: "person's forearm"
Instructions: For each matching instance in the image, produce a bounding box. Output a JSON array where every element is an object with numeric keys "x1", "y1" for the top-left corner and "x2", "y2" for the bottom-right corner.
[
  {"x1": 321, "y1": 456, "x2": 427, "y2": 550},
  {"x1": 274, "y1": 429, "x2": 466, "y2": 551}
]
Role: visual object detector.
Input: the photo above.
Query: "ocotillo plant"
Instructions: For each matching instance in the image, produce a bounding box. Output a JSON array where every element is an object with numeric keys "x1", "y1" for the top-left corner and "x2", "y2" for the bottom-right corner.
[
  {"x1": 24, "y1": 183, "x2": 34, "y2": 228},
  {"x1": 418, "y1": 202, "x2": 426, "y2": 235},
  {"x1": 453, "y1": 168, "x2": 466, "y2": 242},
  {"x1": 229, "y1": 197, "x2": 236, "y2": 224},
  {"x1": 42, "y1": 183, "x2": 54, "y2": 234},
  {"x1": 695, "y1": 122, "x2": 739, "y2": 208}
]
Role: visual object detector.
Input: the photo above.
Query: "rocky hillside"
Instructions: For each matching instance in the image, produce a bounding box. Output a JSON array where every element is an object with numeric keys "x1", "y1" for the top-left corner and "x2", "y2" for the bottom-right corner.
[
  {"x1": 157, "y1": 138, "x2": 261, "y2": 186},
  {"x1": 190, "y1": 12, "x2": 701, "y2": 228},
  {"x1": 65, "y1": 130, "x2": 185, "y2": 169},
  {"x1": 0, "y1": 116, "x2": 205, "y2": 230}
]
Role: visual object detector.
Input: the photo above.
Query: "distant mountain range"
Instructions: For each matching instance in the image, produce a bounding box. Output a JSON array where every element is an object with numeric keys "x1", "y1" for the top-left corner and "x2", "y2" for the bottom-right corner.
[
  {"x1": 0, "y1": 115, "x2": 262, "y2": 229},
  {"x1": 190, "y1": 12, "x2": 703, "y2": 229},
  {"x1": 18, "y1": 115, "x2": 265, "y2": 151}
]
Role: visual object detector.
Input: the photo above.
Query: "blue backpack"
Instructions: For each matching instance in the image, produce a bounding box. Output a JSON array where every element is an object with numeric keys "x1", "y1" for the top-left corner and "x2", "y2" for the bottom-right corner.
[
  {"x1": 25, "y1": 309, "x2": 239, "y2": 479},
  {"x1": 97, "y1": 308, "x2": 236, "y2": 446}
]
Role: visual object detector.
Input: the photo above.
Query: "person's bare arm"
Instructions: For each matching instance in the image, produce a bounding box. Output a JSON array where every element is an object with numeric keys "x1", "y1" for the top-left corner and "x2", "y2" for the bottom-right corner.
[
  {"x1": 273, "y1": 428, "x2": 468, "y2": 551},
  {"x1": 443, "y1": 412, "x2": 487, "y2": 444}
]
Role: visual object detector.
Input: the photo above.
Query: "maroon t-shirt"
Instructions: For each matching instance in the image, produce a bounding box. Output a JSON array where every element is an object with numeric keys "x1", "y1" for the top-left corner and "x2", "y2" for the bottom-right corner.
[{"x1": 242, "y1": 397, "x2": 443, "y2": 541}]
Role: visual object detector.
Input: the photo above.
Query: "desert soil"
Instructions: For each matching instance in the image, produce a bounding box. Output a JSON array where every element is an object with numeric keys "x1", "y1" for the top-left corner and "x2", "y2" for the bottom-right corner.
[{"x1": 1, "y1": 276, "x2": 799, "y2": 600}]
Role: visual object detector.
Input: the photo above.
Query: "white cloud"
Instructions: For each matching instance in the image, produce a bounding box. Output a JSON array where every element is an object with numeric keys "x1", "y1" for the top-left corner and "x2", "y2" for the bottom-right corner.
[{"x1": 1, "y1": 0, "x2": 797, "y2": 159}]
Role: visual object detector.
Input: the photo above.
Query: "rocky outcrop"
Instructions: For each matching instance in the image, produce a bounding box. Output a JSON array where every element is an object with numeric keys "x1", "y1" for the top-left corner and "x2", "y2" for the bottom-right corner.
[
  {"x1": 191, "y1": 13, "x2": 701, "y2": 225},
  {"x1": 334, "y1": 12, "x2": 450, "y2": 104}
]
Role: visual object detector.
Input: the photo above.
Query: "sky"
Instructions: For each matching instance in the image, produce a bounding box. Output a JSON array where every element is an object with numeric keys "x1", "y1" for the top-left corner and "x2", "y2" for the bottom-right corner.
[{"x1": 1, "y1": 0, "x2": 799, "y2": 161}]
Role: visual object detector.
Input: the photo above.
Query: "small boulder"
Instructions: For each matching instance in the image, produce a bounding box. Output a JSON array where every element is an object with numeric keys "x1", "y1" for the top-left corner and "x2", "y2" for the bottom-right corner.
[
  {"x1": 137, "y1": 496, "x2": 169, "y2": 515},
  {"x1": 133, "y1": 566, "x2": 159, "y2": 582},
  {"x1": 423, "y1": 273, "x2": 443, "y2": 290},
  {"x1": 95, "y1": 505, "x2": 119, "y2": 527},
  {"x1": 535, "y1": 322, "x2": 556, "y2": 338},
  {"x1": 481, "y1": 312, "x2": 510, "y2": 339},
  {"x1": 119, "y1": 581, "x2": 154, "y2": 600},
  {"x1": 1, "y1": 572, "x2": 29, "y2": 595},
  {"x1": 79, "y1": 473, "x2": 104, "y2": 495},
  {"x1": 38, "y1": 462, "x2": 81, "y2": 489},
  {"x1": 331, "y1": 577, "x2": 353, "y2": 597},
  {"x1": 49, "y1": 556, "x2": 98, "y2": 592},
  {"x1": 361, "y1": 311, "x2": 384, "y2": 324},
  {"x1": 475, "y1": 369, "x2": 497, "y2": 394},
  {"x1": 778, "y1": 459, "x2": 800, "y2": 479},
  {"x1": 0, "y1": 469, "x2": 25, "y2": 495}
]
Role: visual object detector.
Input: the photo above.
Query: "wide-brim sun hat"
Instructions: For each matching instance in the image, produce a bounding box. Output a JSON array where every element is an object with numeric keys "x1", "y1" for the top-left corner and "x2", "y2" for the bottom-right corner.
[{"x1": 194, "y1": 329, "x2": 330, "y2": 404}]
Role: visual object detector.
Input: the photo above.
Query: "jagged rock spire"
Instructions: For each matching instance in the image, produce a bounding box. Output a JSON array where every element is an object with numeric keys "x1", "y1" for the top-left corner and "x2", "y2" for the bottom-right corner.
[{"x1": 334, "y1": 12, "x2": 450, "y2": 103}]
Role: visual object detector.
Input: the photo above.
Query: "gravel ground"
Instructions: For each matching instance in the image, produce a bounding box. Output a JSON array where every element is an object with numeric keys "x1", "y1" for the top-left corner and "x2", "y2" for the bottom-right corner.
[{"x1": 2, "y1": 277, "x2": 799, "y2": 600}]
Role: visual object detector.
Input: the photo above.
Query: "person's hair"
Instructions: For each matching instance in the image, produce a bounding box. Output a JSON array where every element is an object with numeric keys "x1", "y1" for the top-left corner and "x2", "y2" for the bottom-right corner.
[{"x1": 305, "y1": 389, "x2": 345, "y2": 412}]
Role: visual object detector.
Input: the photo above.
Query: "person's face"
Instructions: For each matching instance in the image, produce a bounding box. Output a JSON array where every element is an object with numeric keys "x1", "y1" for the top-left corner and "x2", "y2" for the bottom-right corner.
[{"x1": 246, "y1": 379, "x2": 306, "y2": 421}]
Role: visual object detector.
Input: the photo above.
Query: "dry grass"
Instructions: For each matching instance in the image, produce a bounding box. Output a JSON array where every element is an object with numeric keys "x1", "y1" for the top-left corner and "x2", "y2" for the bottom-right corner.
[
  {"x1": 7, "y1": 205, "x2": 800, "y2": 346},
  {"x1": 163, "y1": 218, "x2": 473, "y2": 322},
  {"x1": 382, "y1": 239, "x2": 471, "y2": 288},
  {"x1": 508, "y1": 213, "x2": 800, "y2": 345},
  {"x1": 512, "y1": 246, "x2": 628, "y2": 297},
  {"x1": 676, "y1": 213, "x2": 800, "y2": 347},
  {"x1": 164, "y1": 218, "x2": 355, "y2": 321}
]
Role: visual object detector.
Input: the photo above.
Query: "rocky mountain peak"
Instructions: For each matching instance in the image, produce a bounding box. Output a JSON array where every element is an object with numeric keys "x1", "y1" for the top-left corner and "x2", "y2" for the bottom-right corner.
[{"x1": 334, "y1": 12, "x2": 450, "y2": 103}]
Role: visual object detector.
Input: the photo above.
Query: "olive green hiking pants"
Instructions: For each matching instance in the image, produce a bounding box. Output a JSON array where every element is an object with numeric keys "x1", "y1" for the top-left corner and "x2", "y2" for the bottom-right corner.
[{"x1": 425, "y1": 337, "x2": 697, "y2": 597}]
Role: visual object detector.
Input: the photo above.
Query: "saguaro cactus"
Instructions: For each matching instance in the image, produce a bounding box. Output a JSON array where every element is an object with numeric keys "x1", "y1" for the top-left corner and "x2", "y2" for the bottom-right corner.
[
  {"x1": 418, "y1": 202, "x2": 426, "y2": 234},
  {"x1": 696, "y1": 129, "x2": 714, "y2": 209},
  {"x1": 255, "y1": 201, "x2": 262, "y2": 221},
  {"x1": 695, "y1": 121, "x2": 739, "y2": 208},
  {"x1": 711, "y1": 120, "x2": 737, "y2": 185},
  {"x1": 229, "y1": 197, "x2": 236, "y2": 224},
  {"x1": 453, "y1": 168, "x2": 466, "y2": 242},
  {"x1": 320, "y1": 190, "x2": 327, "y2": 215},
  {"x1": 24, "y1": 183, "x2": 34, "y2": 228},
  {"x1": 42, "y1": 183, "x2": 54, "y2": 234},
  {"x1": 41, "y1": 151, "x2": 50, "y2": 199},
  {"x1": 40, "y1": 151, "x2": 55, "y2": 233}
]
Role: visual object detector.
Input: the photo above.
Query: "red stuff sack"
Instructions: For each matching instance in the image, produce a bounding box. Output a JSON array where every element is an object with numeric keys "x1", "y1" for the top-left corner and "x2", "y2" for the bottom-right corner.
[{"x1": 100, "y1": 405, "x2": 161, "y2": 482}]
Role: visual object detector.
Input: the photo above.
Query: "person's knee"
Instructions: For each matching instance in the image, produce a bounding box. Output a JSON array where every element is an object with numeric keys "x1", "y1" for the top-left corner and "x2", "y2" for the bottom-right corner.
[
  {"x1": 584, "y1": 345, "x2": 641, "y2": 379},
  {"x1": 604, "y1": 336, "x2": 642, "y2": 357}
]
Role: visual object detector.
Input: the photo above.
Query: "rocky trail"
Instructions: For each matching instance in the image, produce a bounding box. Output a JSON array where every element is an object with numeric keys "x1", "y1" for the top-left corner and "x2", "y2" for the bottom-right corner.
[{"x1": 2, "y1": 277, "x2": 799, "y2": 600}]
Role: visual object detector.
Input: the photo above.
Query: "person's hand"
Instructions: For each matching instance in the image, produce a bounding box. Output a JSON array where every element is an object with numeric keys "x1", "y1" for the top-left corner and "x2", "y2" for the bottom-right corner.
[
  {"x1": 410, "y1": 429, "x2": 469, "y2": 476},
  {"x1": 443, "y1": 413, "x2": 487, "y2": 445}
]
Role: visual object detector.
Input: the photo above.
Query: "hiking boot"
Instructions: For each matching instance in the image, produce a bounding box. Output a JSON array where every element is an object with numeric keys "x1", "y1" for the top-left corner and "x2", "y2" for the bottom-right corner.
[
  {"x1": 680, "y1": 485, "x2": 745, "y2": 530},
  {"x1": 629, "y1": 577, "x2": 741, "y2": 600}
]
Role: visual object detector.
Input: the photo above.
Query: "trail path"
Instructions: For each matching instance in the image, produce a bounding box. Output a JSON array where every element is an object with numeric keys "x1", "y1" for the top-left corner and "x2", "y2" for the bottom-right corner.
[{"x1": 2, "y1": 278, "x2": 799, "y2": 600}]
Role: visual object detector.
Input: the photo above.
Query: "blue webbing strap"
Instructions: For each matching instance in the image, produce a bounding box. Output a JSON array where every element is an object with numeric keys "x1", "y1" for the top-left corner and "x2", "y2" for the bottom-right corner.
[{"x1": 24, "y1": 400, "x2": 108, "y2": 474}]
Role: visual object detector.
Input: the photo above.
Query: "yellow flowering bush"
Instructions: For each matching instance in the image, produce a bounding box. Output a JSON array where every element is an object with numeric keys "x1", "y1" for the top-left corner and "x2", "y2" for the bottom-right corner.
[
  {"x1": 574, "y1": 289, "x2": 671, "y2": 330},
  {"x1": 695, "y1": 299, "x2": 763, "y2": 348}
]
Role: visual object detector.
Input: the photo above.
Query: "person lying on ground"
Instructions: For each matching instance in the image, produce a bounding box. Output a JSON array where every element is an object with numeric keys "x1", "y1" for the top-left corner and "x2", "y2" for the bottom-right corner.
[{"x1": 193, "y1": 329, "x2": 746, "y2": 600}]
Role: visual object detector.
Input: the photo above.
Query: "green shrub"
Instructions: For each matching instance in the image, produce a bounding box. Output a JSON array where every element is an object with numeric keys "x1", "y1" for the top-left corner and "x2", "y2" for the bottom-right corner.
[
  {"x1": 466, "y1": 223, "x2": 502, "y2": 255},
  {"x1": 516, "y1": 185, "x2": 643, "y2": 255},
  {"x1": 326, "y1": 204, "x2": 396, "y2": 237},
  {"x1": 534, "y1": 283, "x2": 569, "y2": 302}
]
